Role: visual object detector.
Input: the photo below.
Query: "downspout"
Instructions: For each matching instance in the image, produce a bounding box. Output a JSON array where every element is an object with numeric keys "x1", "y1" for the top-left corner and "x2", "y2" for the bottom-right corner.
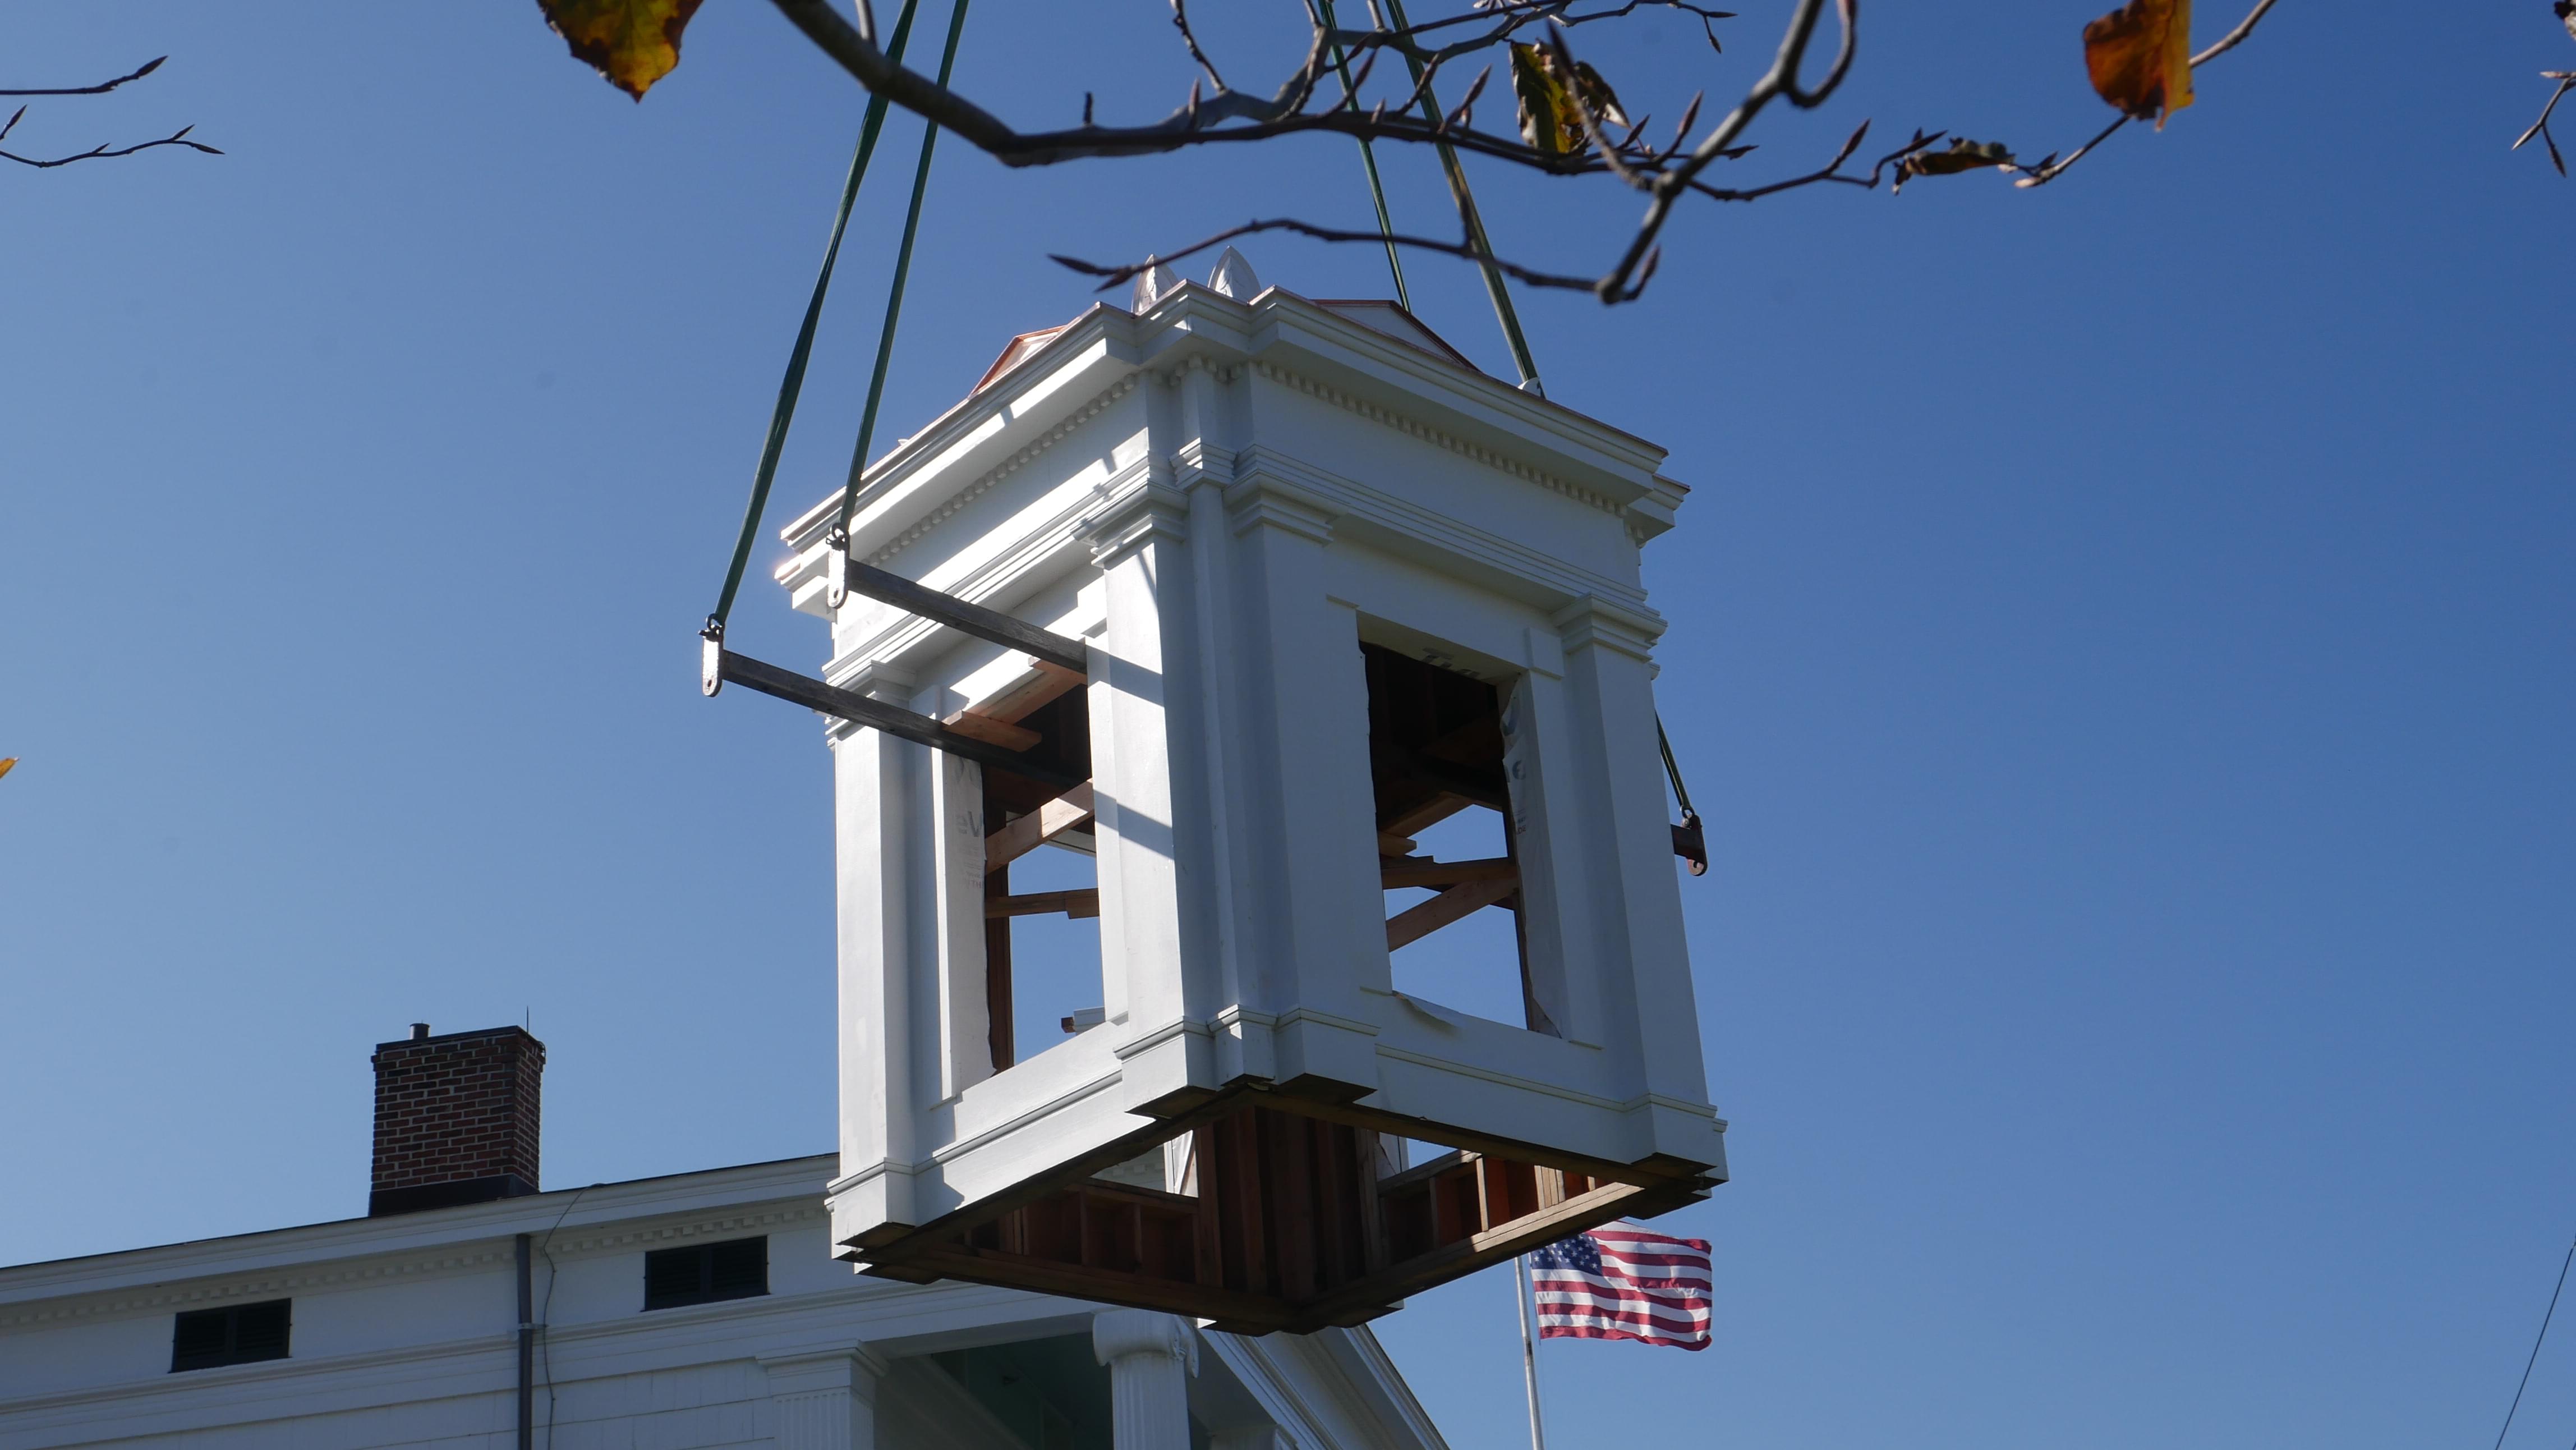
[{"x1": 516, "y1": 1232, "x2": 535, "y2": 1450}]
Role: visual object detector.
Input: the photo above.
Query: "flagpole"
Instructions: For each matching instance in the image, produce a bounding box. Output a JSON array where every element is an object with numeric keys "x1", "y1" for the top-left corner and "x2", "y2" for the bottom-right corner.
[{"x1": 1514, "y1": 1252, "x2": 1549, "y2": 1450}]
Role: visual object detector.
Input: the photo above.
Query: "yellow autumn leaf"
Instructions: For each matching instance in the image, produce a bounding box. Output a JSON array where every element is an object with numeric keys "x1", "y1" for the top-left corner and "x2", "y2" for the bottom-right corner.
[
  {"x1": 537, "y1": 0, "x2": 705, "y2": 101},
  {"x1": 2083, "y1": 0, "x2": 2194, "y2": 129},
  {"x1": 1508, "y1": 43, "x2": 1576, "y2": 155},
  {"x1": 1508, "y1": 42, "x2": 1629, "y2": 155},
  {"x1": 0, "y1": 757, "x2": 15, "y2": 783}
]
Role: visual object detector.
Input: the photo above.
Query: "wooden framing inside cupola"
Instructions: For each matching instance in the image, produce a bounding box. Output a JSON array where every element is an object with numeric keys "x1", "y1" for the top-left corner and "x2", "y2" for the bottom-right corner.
[{"x1": 767, "y1": 264, "x2": 1724, "y2": 1333}]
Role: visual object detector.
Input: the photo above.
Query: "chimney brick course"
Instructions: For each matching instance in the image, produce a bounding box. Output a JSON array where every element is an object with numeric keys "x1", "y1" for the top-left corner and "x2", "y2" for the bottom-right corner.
[{"x1": 367, "y1": 1025, "x2": 544, "y2": 1215}]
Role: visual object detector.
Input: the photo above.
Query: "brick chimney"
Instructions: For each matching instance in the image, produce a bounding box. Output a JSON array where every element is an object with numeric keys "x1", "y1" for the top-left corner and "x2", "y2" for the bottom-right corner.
[{"x1": 368, "y1": 1023, "x2": 545, "y2": 1216}]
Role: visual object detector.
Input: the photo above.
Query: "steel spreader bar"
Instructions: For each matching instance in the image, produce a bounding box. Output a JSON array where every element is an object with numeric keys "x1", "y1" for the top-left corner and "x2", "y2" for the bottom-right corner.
[
  {"x1": 704, "y1": 645, "x2": 1083, "y2": 790},
  {"x1": 842, "y1": 558, "x2": 1089, "y2": 677}
]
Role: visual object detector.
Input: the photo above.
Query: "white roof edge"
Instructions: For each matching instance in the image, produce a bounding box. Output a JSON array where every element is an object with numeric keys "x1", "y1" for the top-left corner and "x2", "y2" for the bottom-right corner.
[
  {"x1": 1323, "y1": 1324, "x2": 1455, "y2": 1450},
  {"x1": 0, "y1": 1153, "x2": 838, "y2": 1306},
  {"x1": 773, "y1": 285, "x2": 1683, "y2": 567},
  {"x1": 772, "y1": 281, "x2": 1679, "y2": 558}
]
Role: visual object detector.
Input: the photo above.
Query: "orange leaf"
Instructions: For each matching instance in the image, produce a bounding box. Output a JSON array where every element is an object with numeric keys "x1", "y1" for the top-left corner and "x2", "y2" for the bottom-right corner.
[
  {"x1": 2083, "y1": 0, "x2": 2194, "y2": 129},
  {"x1": 537, "y1": 0, "x2": 705, "y2": 100}
]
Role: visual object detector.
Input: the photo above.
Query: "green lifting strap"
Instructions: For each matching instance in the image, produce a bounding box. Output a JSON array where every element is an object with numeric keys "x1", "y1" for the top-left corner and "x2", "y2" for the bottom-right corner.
[
  {"x1": 1375, "y1": 0, "x2": 1543, "y2": 394},
  {"x1": 1318, "y1": 0, "x2": 1411, "y2": 313},
  {"x1": 1334, "y1": 10, "x2": 1707, "y2": 866},
  {"x1": 704, "y1": 0, "x2": 928, "y2": 637},
  {"x1": 829, "y1": 0, "x2": 973, "y2": 558}
]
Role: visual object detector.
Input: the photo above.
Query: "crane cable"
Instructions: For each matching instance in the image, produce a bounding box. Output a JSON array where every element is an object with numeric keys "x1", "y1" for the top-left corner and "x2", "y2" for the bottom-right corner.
[{"x1": 1318, "y1": 0, "x2": 1411, "y2": 313}]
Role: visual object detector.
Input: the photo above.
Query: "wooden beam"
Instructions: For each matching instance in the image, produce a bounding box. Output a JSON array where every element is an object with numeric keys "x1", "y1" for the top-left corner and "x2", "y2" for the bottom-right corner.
[
  {"x1": 1373, "y1": 744, "x2": 1510, "y2": 813},
  {"x1": 844, "y1": 559, "x2": 1089, "y2": 676},
  {"x1": 968, "y1": 658, "x2": 1087, "y2": 726},
  {"x1": 1385, "y1": 875, "x2": 1521, "y2": 950},
  {"x1": 1377, "y1": 833, "x2": 1419, "y2": 858},
  {"x1": 985, "y1": 781, "x2": 1095, "y2": 871},
  {"x1": 1296, "y1": 1177, "x2": 1664, "y2": 1324},
  {"x1": 987, "y1": 888, "x2": 1100, "y2": 920},
  {"x1": 942, "y1": 711, "x2": 1042, "y2": 750},
  {"x1": 1379, "y1": 857, "x2": 1517, "y2": 891},
  {"x1": 715, "y1": 649, "x2": 1081, "y2": 788},
  {"x1": 1380, "y1": 792, "x2": 1470, "y2": 839},
  {"x1": 985, "y1": 864, "x2": 1014, "y2": 1070}
]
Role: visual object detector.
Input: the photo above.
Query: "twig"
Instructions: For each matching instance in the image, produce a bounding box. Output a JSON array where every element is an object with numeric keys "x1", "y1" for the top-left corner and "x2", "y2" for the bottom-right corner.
[
  {"x1": 2, "y1": 56, "x2": 218, "y2": 172},
  {"x1": 2188, "y1": 0, "x2": 2280, "y2": 67},
  {"x1": 0, "y1": 56, "x2": 165, "y2": 98},
  {"x1": 0, "y1": 125, "x2": 221, "y2": 169},
  {"x1": 1053, "y1": 217, "x2": 1617, "y2": 294},
  {"x1": 1171, "y1": 0, "x2": 1228, "y2": 91},
  {"x1": 2514, "y1": 73, "x2": 2575, "y2": 175},
  {"x1": 1585, "y1": 0, "x2": 1859, "y2": 300}
]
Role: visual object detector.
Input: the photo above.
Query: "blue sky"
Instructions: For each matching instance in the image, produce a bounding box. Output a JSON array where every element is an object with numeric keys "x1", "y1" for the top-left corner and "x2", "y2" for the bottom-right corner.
[{"x1": 2, "y1": 2, "x2": 2570, "y2": 1447}]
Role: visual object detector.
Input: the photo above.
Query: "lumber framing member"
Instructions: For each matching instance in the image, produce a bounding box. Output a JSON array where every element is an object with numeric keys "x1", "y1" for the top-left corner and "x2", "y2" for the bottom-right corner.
[{"x1": 851, "y1": 1085, "x2": 1712, "y2": 1336}]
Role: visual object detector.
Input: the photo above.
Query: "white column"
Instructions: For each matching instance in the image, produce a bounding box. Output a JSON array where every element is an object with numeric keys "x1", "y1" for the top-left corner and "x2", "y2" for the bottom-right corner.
[
  {"x1": 1092, "y1": 1310, "x2": 1199, "y2": 1450},
  {"x1": 1211, "y1": 1428, "x2": 1297, "y2": 1450},
  {"x1": 829, "y1": 663, "x2": 923, "y2": 1249},
  {"x1": 761, "y1": 1344, "x2": 889, "y2": 1450}
]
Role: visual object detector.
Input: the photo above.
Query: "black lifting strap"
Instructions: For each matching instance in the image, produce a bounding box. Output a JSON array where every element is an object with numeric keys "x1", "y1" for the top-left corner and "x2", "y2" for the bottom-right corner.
[{"x1": 1658, "y1": 713, "x2": 1708, "y2": 877}]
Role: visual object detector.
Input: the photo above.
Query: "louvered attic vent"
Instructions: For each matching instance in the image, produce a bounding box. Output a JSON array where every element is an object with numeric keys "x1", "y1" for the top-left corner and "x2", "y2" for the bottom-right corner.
[
  {"x1": 641, "y1": 1236, "x2": 767, "y2": 1311},
  {"x1": 171, "y1": 1298, "x2": 291, "y2": 1372}
]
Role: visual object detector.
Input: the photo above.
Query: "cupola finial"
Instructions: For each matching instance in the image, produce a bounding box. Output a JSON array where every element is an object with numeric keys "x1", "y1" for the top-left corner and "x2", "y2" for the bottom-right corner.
[
  {"x1": 1206, "y1": 246, "x2": 1261, "y2": 299},
  {"x1": 1130, "y1": 256, "x2": 1181, "y2": 312}
]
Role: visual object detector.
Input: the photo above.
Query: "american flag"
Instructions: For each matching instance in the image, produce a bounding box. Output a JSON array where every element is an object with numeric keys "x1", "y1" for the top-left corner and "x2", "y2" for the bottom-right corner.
[{"x1": 1526, "y1": 1222, "x2": 1713, "y2": 1350}]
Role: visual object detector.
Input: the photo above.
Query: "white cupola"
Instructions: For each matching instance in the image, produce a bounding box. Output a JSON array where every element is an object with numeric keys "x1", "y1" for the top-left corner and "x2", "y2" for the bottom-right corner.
[{"x1": 759, "y1": 261, "x2": 1721, "y2": 1333}]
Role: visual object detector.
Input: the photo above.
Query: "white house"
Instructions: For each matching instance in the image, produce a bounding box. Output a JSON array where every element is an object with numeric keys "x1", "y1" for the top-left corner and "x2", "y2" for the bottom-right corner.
[{"x1": 0, "y1": 1025, "x2": 1448, "y2": 1450}]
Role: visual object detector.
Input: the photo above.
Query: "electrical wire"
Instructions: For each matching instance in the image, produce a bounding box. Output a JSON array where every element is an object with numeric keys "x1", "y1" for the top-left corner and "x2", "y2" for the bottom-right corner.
[
  {"x1": 2493, "y1": 1227, "x2": 2576, "y2": 1450},
  {"x1": 534, "y1": 1183, "x2": 597, "y2": 1449}
]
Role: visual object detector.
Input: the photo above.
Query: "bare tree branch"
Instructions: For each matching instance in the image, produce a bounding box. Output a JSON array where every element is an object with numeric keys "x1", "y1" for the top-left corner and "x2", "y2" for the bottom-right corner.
[
  {"x1": 0, "y1": 56, "x2": 165, "y2": 98},
  {"x1": 761, "y1": 0, "x2": 2287, "y2": 306},
  {"x1": 1171, "y1": 0, "x2": 1230, "y2": 91},
  {"x1": 1052, "y1": 216, "x2": 1629, "y2": 293},
  {"x1": 1583, "y1": 0, "x2": 1857, "y2": 300},
  {"x1": 2514, "y1": 72, "x2": 2576, "y2": 175},
  {"x1": 2191, "y1": 0, "x2": 2282, "y2": 66},
  {"x1": 1, "y1": 123, "x2": 220, "y2": 170},
  {"x1": 763, "y1": 0, "x2": 1740, "y2": 174},
  {"x1": 2, "y1": 55, "x2": 218, "y2": 172}
]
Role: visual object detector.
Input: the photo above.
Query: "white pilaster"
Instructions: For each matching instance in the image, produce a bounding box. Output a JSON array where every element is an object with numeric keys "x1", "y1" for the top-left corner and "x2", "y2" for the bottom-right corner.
[
  {"x1": 1092, "y1": 1310, "x2": 1199, "y2": 1450},
  {"x1": 762, "y1": 1344, "x2": 890, "y2": 1450}
]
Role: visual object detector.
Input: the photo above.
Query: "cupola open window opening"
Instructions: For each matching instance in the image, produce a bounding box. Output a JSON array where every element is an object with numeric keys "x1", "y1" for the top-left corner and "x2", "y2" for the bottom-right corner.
[
  {"x1": 965, "y1": 670, "x2": 1102, "y2": 1072},
  {"x1": 1361, "y1": 641, "x2": 1560, "y2": 1037}
]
